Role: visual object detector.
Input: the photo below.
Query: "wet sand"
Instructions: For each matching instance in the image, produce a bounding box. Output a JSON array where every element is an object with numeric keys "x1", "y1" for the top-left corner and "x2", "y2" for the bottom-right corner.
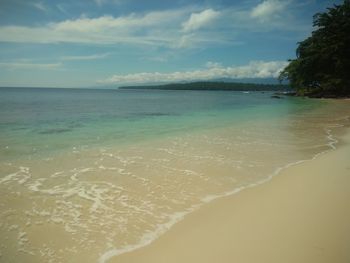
[{"x1": 111, "y1": 129, "x2": 350, "y2": 263}]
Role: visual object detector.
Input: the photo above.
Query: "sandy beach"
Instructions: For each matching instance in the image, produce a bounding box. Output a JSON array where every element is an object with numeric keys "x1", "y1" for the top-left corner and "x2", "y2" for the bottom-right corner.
[{"x1": 111, "y1": 128, "x2": 350, "y2": 263}]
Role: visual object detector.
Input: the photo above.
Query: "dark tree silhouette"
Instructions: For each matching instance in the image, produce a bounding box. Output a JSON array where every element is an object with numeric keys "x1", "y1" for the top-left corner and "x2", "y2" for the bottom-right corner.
[{"x1": 279, "y1": 0, "x2": 350, "y2": 97}]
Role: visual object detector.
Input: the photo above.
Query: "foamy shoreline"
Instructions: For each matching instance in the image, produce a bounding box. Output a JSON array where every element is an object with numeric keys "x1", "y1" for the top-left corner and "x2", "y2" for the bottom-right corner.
[
  {"x1": 99, "y1": 125, "x2": 345, "y2": 262},
  {"x1": 1, "y1": 93, "x2": 349, "y2": 263},
  {"x1": 108, "y1": 127, "x2": 350, "y2": 263}
]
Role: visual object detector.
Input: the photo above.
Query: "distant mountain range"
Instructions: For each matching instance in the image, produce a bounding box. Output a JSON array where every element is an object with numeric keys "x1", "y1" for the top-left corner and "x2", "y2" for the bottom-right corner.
[{"x1": 119, "y1": 80, "x2": 290, "y2": 92}]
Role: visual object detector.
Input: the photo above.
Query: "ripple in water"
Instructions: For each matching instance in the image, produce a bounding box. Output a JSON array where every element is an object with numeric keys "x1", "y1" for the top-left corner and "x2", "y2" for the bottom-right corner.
[{"x1": 1, "y1": 106, "x2": 349, "y2": 263}]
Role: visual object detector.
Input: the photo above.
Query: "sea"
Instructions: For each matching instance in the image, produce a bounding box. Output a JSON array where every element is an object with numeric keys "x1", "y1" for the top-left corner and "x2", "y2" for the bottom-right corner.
[{"x1": 0, "y1": 87, "x2": 349, "y2": 263}]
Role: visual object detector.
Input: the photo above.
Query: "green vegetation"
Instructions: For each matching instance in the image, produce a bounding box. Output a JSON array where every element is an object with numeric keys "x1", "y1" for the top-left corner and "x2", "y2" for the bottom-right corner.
[
  {"x1": 279, "y1": 0, "x2": 350, "y2": 97},
  {"x1": 119, "y1": 81, "x2": 289, "y2": 91}
]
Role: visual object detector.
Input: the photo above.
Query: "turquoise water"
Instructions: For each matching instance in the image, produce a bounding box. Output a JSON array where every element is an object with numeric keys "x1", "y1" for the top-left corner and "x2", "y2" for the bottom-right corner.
[
  {"x1": 0, "y1": 87, "x2": 320, "y2": 159},
  {"x1": 0, "y1": 87, "x2": 349, "y2": 263}
]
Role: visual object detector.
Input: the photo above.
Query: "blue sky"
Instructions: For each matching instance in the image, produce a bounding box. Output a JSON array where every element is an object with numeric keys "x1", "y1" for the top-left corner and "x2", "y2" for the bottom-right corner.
[{"x1": 0, "y1": 0, "x2": 341, "y2": 87}]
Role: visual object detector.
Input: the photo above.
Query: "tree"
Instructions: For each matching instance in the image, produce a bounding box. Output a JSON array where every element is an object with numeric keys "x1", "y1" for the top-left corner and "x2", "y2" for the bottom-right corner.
[{"x1": 279, "y1": 0, "x2": 350, "y2": 97}]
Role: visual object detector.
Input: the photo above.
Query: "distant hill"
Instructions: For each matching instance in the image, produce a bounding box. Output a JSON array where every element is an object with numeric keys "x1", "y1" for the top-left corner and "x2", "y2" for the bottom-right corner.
[
  {"x1": 119, "y1": 81, "x2": 290, "y2": 91},
  {"x1": 209, "y1": 78, "x2": 282, "y2": 85}
]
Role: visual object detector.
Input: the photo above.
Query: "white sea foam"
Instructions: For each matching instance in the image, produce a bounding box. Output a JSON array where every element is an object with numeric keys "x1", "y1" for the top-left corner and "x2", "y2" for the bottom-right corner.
[
  {"x1": 0, "y1": 166, "x2": 31, "y2": 185},
  {"x1": 98, "y1": 209, "x2": 195, "y2": 263},
  {"x1": 1, "y1": 111, "x2": 348, "y2": 263},
  {"x1": 98, "y1": 121, "x2": 346, "y2": 263}
]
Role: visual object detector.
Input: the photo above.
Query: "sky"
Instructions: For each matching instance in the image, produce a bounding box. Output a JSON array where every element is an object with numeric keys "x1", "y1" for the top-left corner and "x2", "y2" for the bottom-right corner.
[{"x1": 0, "y1": 0, "x2": 342, "y2": 88}]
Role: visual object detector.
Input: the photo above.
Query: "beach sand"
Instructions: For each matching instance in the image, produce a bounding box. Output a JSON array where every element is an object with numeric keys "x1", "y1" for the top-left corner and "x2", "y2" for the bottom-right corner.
[{"x1": 110, "y1": 128, "x2": 350, "y2": 263}]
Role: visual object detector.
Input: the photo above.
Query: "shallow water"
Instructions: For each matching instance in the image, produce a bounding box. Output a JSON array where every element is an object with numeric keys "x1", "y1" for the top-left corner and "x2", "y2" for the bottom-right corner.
[{"x1": 0, "y1": 88, "x2": 349, "y2": 262}]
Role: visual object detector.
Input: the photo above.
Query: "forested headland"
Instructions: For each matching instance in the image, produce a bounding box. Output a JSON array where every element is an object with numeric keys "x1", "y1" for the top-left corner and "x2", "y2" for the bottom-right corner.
[
  {"x1": 119, "y1": 81, "x2": 290, "y2": 92},
  {"x1": 279, "y1": 0, "x2": 350, "y2": 98}
]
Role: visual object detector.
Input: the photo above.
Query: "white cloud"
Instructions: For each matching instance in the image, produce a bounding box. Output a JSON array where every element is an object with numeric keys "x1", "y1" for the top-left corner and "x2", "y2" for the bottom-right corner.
[
  {"x1": 100, "y1": 60, "x2": 288, "y2": 85},
  {"x1": 0, "y1": 4, "x2": 304, "y2": 48},
  {"x1": 251, "y1": 0, "x2": 288, "y2": 21},
  {"x1": 206, "y1": 61, "x2": 223, "y2": 68},
  {"x1": 56, "y1": 4, "x2": 69, "y2": 16},
  {"x1": 176, "y1": 34, "x2": 195, "y2": 48},
  {"x1": 0, "y1": 9, "x2": 193, "y2": 47},
  {"x1": 32, "y1": 2, "x2": 47, "y2": 12},
  {"x1": 0, "y1": 62, "x2": 62, "y2": 70},
  {"x1": 182, "y1": 9, "x2": 220, "y2": 32},
  {"x1": 60, "y1": 53, "x2": 110, "y2": 61}
]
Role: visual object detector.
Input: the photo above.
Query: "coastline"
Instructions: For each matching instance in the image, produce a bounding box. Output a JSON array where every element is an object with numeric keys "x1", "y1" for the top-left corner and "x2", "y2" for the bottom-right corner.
[
  {"x1": 1, "y1": 89, "x2": 349, "y2": 263},
  {"x1": 109, "y1": 127, "x2": 350, "y2": 263}
]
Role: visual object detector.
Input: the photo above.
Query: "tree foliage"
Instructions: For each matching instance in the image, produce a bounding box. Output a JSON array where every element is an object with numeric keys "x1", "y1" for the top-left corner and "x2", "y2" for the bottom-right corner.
[{"x1": 279, "y1": 0, "x2": 350, "y2": 97}]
